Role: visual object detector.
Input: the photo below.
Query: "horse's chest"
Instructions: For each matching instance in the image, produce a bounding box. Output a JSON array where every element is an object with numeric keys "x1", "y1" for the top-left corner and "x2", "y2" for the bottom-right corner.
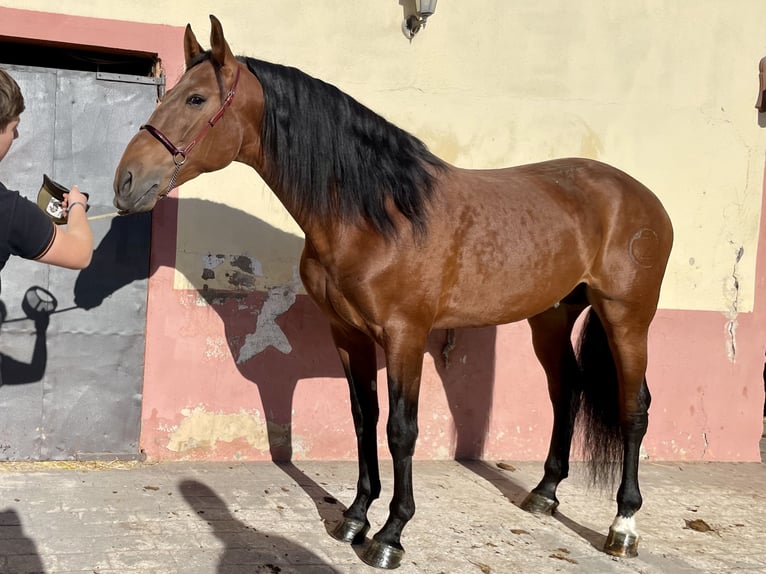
[{"x1": 300, "y1": 258, "x2": 380, "y2": 334}]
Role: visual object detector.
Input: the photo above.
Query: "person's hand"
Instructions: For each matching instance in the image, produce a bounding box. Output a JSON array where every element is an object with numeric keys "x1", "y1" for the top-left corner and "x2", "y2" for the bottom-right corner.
[
  {"x1": 62, "y1": 185, "x2": 88, "y2": 213},
  {"x1": 37, "y1": 184, "x2": 94, "y2": 269},
  {"x1": 33, "y1": 311, "x2": 50, "y2": 331}
]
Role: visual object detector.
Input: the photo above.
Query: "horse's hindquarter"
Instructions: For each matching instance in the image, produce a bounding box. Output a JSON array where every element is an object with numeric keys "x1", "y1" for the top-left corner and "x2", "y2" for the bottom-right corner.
[{"x1": 429, "y1": 159, "x2": 672, "y2": 329}]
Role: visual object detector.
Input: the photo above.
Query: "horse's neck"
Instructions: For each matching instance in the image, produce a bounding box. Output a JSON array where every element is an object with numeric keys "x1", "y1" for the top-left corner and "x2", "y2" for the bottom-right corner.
[
  {"x1": 236, "y1": 126, "x2": 372, "y2": 251},
  {"x1": 236, "y1": 153, "x2": 318, "y2": 240}
]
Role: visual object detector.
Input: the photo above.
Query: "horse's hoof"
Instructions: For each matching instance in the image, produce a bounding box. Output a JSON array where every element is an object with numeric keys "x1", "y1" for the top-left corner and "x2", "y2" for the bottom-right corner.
[
  {"x1": 604, "y1": 526, "x2": 640, "y2": 558},
  {"x1": 520, "y1": 492, "x2": 559, "y2": 515},
  {"x1": 361, "y1": 539, "x2": 404, "y2": 570},
  {"x1": 330, "y1": 518, "x2": 369, "y2": 545}
]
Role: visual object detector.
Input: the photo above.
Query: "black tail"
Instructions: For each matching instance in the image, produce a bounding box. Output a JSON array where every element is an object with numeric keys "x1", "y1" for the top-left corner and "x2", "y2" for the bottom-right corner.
[{"x1": 574, "y1": 308, "x2": 623, "y2": 486}]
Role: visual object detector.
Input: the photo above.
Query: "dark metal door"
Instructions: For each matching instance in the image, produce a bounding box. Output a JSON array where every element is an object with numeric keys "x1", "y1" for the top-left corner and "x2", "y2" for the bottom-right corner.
[{"x1": 0, "y1": 64, "x2": 159, "y2": 460}]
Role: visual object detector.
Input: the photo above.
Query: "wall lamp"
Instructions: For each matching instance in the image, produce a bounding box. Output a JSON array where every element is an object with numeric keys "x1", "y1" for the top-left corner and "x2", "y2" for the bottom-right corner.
[{"x1": 402, "y1": 0, "x2": 438, "y2": 40}]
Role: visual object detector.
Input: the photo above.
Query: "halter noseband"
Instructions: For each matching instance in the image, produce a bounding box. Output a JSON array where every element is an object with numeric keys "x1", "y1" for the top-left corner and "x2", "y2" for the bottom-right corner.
[{"x1": 140, "y1": 65, "x2": 241, "y2": 195}]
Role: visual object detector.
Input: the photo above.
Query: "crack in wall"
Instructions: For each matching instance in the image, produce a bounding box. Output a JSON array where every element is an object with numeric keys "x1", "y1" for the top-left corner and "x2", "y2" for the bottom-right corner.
[
  {"x1": 702, "y1": 431, "x2": 709, "y2": 458},
  {"x1": 723, "y1": 244, "x2": 744, "y2": 362}
]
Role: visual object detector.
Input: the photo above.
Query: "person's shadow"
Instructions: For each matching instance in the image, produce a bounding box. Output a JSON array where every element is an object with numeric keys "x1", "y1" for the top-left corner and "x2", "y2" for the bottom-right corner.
[
  {"x1": 0, "y1": 508, "x2": 46, "y2": 573},
  {"x1": 0, "y1": 296, "x2": 50, "y2": 386},
  {"x1": 179, "y1": 478, "x2": 342, "y2": 573}
]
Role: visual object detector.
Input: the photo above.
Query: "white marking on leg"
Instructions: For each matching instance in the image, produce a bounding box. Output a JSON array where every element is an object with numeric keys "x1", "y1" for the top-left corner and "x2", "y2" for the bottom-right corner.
[{"x1": 610, "y1": 515, "x2": 639, "y2": 538}]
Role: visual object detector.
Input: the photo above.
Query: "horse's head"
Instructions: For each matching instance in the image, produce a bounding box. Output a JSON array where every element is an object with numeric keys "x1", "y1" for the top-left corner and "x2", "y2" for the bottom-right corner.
[{"x1": 113, "y1": 15, "x2": 255, "y2": 213}]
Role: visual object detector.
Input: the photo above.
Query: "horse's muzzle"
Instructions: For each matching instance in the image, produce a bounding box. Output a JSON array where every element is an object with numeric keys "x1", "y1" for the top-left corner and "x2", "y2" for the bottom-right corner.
[{"x1": 113, "y1": 168, "x2": 159, "y2": 214}]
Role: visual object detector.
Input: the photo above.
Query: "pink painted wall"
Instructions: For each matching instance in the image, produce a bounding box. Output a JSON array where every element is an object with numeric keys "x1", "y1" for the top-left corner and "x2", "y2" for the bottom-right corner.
[{"x1": 2, "y1": 8, "x2": 764, "y2": 463}]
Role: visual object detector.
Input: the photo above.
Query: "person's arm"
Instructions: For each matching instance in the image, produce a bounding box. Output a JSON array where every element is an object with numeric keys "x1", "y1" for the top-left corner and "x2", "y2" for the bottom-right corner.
[{"x1": 36, "y1": 185, "x2": 93, "y2": 269}]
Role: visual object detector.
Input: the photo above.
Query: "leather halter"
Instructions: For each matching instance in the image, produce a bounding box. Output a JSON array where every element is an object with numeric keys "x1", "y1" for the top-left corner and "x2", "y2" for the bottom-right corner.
[{"x1": 140, "y1": 65, "x2": 241, "y2": 194}]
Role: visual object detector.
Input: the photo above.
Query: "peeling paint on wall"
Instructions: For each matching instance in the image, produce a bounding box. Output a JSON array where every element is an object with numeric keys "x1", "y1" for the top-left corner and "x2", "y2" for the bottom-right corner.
[
  {"x1": 237, "y1": 271, "x2": 302, "y2": 363},
  {"x1": 203, "y1": 253, "x2": 225, "y2": 272},
  {"x1": 178, "y1": 290, "x2": 210, "y2": 309},
  {"x1": 199, "y1": 252, "x2": 264, "y2": 292},
  {"x1": 204, "y1": 336, "x2": 230, "y2": 361},
  {"x1": 230, "y1": 255, "x2": 260, "y2": 275},
  {"x1": 167, "y1": 406, "x2": 272, "y2": 453}
]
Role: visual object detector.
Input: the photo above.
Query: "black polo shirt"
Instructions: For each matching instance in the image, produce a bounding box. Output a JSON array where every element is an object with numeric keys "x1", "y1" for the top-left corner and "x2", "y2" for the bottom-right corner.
[{"x1": 0, "y1": 181, "x2": 55, "y2": 274}]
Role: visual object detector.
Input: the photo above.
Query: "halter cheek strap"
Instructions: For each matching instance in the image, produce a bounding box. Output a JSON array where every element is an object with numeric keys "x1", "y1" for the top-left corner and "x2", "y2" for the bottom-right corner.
[{"x1": 140, "y1": 65, "x2": 241, "y2": 195}]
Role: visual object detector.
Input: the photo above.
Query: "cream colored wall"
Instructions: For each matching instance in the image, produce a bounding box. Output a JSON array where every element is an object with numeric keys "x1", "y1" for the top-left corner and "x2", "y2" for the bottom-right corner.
[{"x1": 10, "y1": 1, "x2": 766, "y2": 312}]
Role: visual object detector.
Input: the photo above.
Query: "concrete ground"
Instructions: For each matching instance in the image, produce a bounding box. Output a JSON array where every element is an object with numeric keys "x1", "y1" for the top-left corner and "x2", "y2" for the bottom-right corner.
[{"x1": 0, "y1": 456, "x2": 764, "y2": 574}]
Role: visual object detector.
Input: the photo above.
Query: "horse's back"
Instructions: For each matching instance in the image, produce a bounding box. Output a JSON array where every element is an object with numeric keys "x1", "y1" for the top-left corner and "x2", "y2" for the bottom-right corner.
[
  {"x1": 470, "y1": 157, "x2": 667, "y2": 219},
  {"x1": 447, "y1": 157, "x2": 672, "y2": 253}
]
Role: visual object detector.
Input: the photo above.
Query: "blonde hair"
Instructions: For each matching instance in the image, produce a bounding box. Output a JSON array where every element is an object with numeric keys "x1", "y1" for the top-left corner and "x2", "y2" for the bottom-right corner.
[{"x1": 0, "y1": 68, "x2": 24, "y2": 131}]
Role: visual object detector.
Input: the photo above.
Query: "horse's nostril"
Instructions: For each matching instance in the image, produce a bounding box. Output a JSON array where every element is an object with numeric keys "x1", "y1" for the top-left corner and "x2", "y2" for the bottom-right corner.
[
  {"x1": 119, "y1": 170, "x2": 133, "y2": 195},
  {"x1": 114, "y1": 170, "x2": 134, "y2": 210}
]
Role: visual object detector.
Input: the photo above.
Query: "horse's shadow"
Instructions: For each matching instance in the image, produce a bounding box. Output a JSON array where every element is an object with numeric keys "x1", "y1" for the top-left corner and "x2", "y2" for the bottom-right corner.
[
  {"x1": 459, "y1": 460, "x2": 607, "y2": 551},
  {"x1": 178, "y1": 477, "x2": 342, "y2": 573}
]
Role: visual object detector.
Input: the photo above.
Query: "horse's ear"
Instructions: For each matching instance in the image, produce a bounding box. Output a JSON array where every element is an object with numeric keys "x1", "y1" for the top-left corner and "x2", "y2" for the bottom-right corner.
[
  {"x1": 184, "y1": 24, "x2": 204, "y2": 68},
  {"x1": 209, "y1": 14, "x2": 235, "y2": 68}
]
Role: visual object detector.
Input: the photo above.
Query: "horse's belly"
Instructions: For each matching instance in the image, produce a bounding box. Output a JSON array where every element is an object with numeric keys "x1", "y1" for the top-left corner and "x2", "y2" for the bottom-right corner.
[
  {"x1": 432, "y1": 262, "x2": 585, "y2": 329},
  {"x1": 433, "y1": 293, "x2": 561, "y2": 329}
]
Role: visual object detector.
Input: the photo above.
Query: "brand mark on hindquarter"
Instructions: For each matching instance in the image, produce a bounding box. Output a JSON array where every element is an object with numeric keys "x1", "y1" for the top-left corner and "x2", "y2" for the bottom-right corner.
[{"x1": 629, "y1": 228, "x2": 659, "y2": 268}]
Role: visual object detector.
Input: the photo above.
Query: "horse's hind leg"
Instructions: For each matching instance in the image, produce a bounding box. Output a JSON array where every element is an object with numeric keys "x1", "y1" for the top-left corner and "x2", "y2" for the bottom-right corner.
[
  {"x1": 328, "y1": 323, "x2": 381, "y2": 546},
  {"x1": 591, "y1": 297, "x2": 655, "y2": 558},
  {"x1": 521, "y1": 301, "x2": 586, "y2": 514}
]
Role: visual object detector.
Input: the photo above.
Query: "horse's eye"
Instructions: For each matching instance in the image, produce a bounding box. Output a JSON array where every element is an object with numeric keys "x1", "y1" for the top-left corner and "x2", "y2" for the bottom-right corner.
[{"x1": 186, "y1": 94, "x2": 206, "y2": 107}]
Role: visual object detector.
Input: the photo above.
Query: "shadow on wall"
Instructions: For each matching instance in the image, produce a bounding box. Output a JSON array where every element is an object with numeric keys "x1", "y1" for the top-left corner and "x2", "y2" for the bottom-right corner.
[
  {"x1": 73, "y1": 196, "x2": 497, "y2": 462},
  {"x1": 0, "y1": 299, "x2": 49, "y2": 386}
]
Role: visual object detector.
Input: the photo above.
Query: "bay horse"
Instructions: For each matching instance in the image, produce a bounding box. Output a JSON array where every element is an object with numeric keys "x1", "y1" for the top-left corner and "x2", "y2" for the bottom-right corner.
[{"x1": 113, "y1": 15, "x2": 673, "y2": 570}]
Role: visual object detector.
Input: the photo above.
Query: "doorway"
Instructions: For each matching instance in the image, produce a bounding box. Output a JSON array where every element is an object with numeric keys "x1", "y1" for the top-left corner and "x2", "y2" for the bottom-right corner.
[{"x1": 0, "y1": 44, "x2": 160, "y2": 460}]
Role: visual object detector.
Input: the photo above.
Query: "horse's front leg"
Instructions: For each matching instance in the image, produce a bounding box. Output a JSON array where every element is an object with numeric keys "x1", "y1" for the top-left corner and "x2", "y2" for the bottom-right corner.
[
  {"x1": 521, "y1": 304, "x2": 584, "y2": 514},
  {"x1": 328, "y1": 323, "x2": 381, "y2": 545},
  {"x1": 361, "y1": 327, "x2": 427, "y2": 570}
]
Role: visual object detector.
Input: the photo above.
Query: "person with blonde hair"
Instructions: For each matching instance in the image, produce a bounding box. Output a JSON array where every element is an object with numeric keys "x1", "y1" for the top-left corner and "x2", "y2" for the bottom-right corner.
[{"x1": 0, "y1": 67, "x2": 92, "y2": 275}]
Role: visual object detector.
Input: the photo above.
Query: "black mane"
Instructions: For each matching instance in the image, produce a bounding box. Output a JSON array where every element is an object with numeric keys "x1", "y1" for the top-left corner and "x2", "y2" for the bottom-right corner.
[{"x1": 242, "y1": 57, "x2": 446, "y2": 238}]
